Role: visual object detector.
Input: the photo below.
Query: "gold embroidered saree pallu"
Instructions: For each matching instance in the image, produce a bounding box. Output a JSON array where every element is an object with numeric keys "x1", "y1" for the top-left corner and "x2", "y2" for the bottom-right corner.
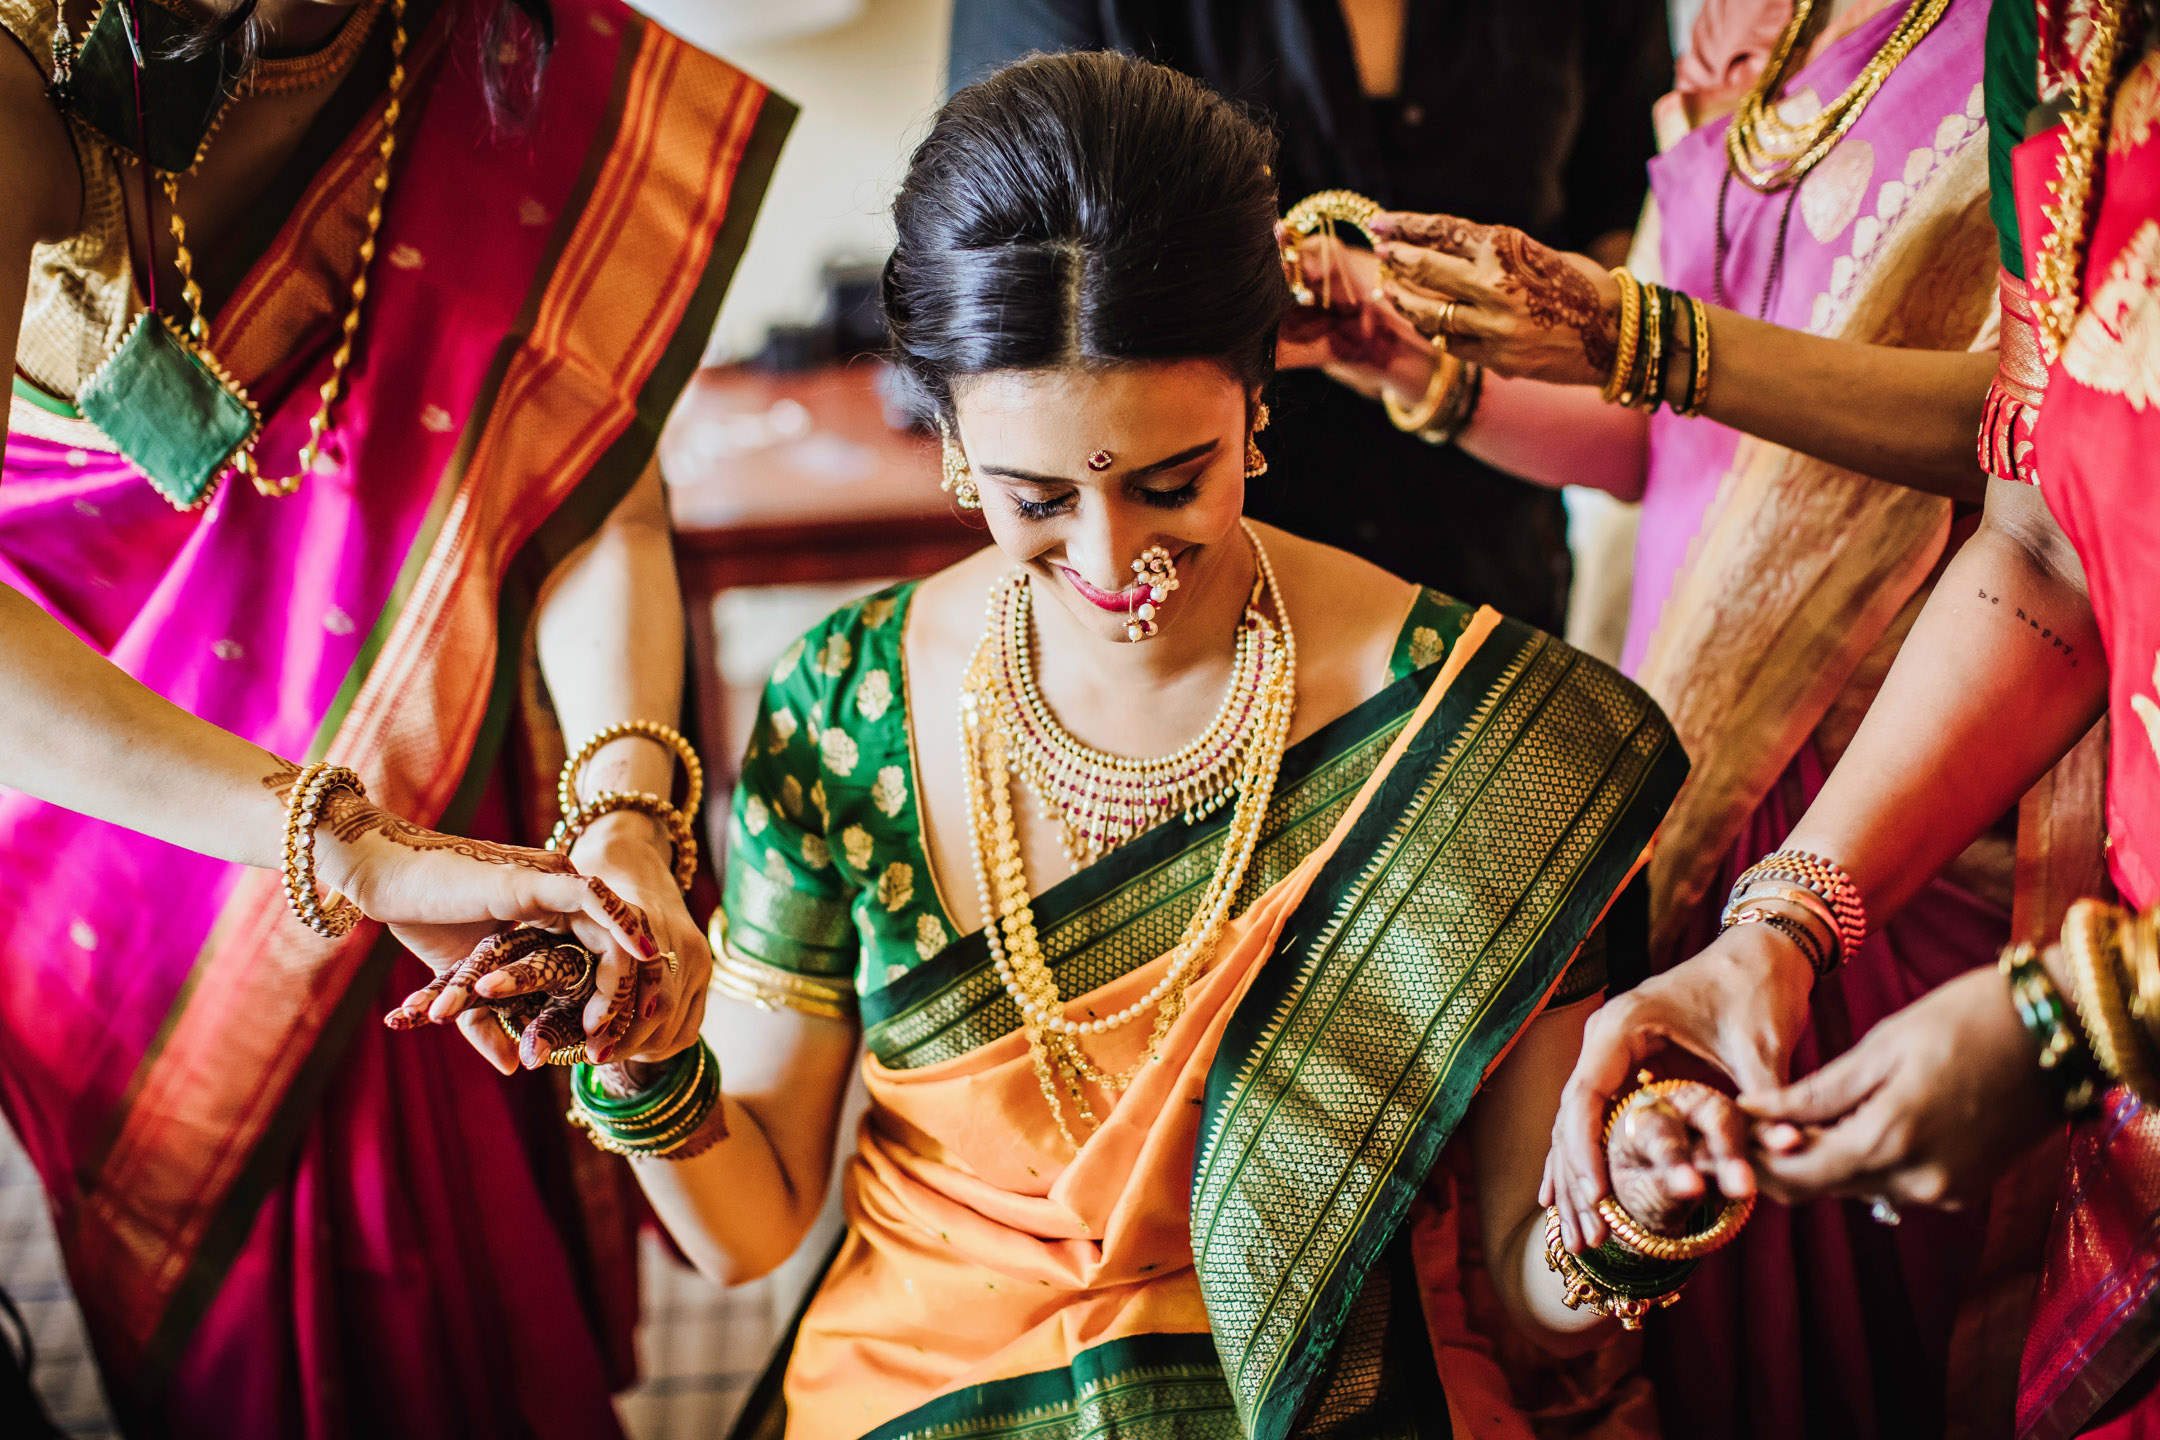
[{"x1": 764, "y1": 614, "x2": 1686, "y2": 1440}]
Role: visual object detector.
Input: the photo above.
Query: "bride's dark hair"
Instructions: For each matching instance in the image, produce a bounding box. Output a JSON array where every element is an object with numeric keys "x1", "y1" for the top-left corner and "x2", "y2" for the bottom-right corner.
[{"x1": 883, "y1": 50, "x2": 1289, "y2": 421}]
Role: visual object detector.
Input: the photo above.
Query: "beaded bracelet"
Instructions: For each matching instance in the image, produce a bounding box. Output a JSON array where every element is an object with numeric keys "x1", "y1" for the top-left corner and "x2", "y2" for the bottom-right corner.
[
  {"x1": 1725, "y1": 850, "x2": 1866, "y2": 966},
  {"x1": 1723, "y1": 905, "x2": 1835, "y2": 977},
  {"x1": 1543, "y1": 1207, "x2": 1697, "y2": 1331},
  {"x1": 2062, "y1": 901, "x2": 2160, "y2": 1104},
  {"x1": 568, "y1": 1041, "x2": 723, "y2": 1160},
  {"x1": 559, "y1": 720, "x2": 704, "y2": 823},
  {"x1": 2001, "y1": 940, "x2": 2104, "y2": 1117},
  {"x1": 549, "y1": 788, "x2": 699, "y2": 893},
  {"x1": 283, "y1": 761, "x2": 368, "y2": 939}
]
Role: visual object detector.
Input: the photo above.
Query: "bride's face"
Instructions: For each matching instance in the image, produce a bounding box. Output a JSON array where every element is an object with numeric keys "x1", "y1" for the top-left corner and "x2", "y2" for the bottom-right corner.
[{"x1": 950, "y1": 359, "x2": 1252, "y2": 646}]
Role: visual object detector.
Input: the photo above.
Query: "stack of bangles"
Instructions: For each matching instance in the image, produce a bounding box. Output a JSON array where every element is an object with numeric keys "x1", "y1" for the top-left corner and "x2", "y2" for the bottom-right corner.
[
  {"x1": 551, "y1": 720, "x2": 705, "y2": 893},
  {"x1": 1544, "y1": 1071, "x2": 1756, "y2": 1329},
  {"x1": 281, "y1": 760, "x2": 370, "y2": 939},
  {"x1": 568, "y1": 1040, "x2": 725, "y2": 1161},
  {"x1": 1718, "y1": 847, "x2": 1867, "y2": 977},
  {"x1": 1999, "y1": 900, "x2": 2160, "y2": 1119},
  {"x1": 1602, "y1": 267, "x2": 1712, "y2": 417}
]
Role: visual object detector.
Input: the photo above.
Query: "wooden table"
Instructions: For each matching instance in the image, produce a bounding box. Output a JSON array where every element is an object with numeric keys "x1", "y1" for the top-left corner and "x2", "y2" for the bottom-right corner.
[{"x1": 662, "y1": 364, "x2": 986, "y2": 809}]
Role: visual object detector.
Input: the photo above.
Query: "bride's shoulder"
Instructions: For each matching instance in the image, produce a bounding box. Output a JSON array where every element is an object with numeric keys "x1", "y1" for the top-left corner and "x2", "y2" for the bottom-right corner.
[{"x1": 1252, "y1": 523, "x2": 1419, "y2": 649}]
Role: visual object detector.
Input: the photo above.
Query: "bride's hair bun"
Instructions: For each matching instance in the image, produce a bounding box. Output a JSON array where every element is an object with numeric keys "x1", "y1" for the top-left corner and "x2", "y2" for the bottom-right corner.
[{"x1": 883, "y1": 50, "x2": 1288, "y2": 419}]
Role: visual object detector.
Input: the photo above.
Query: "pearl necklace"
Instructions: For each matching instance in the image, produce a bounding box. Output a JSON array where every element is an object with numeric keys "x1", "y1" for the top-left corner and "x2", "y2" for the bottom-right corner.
[
  {"x1": 987, "y1": 558, "x2": 1272, "y2": 866},
  {"x1": 959, "y1": 521, "x2": 1297, "y2": 1146}
]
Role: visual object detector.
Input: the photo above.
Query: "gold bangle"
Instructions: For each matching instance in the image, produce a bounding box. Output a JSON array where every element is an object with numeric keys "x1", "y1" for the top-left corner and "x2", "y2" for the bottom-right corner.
[
  {"x1": 1596, "y1": 1193, "x2": 1755, "y2": 1262},
  {"x1": 1542, "y1": 1208, "x2": 1687, "y2": 1331},
  {"x1": 559, "y1": 721, "x2": 704, "y2": 823},
  {"x1": 1635, "y1": 284, "x2": 1663, "y2": 412},
  {"x1": 550, "y1": 789, "x2": 699, "y2": 893},
  {"x1": 1383, "y1": 337, "x2": 1453, "y2": 434},
  {"x1": 2125, "y1": 907, "x2": 2160, "y2": 1039},
  {"x1": 283, "y1": 761, "x2": 368, "y2": 939},
  {"x1": 709, "y1": 919, "x2": 857, "y2": 1020},
  {"x1": 1597, "y1": 1069, "x2": 1759, "y2": 1260},
  {"x1": 2063, "y1": 898, "x2": 2160, "y2": 1102},
  {"x1": 1602, "y1": 269, "x2": 1642, "y2": 405},
  {"x1": 1687, "y1": 296, "x2": 1712, "y2": 415}
]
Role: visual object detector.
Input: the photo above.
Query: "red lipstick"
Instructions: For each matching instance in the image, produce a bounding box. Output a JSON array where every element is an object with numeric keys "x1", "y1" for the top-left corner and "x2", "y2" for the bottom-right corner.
[{"x1": 1056, "y1": 566, "x2": 1146, "y2": 612}]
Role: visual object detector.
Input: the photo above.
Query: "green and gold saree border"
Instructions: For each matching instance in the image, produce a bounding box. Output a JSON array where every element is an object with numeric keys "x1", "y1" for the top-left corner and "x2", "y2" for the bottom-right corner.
[
  {"x1": 859, "y1": 1334, "x2": 1241, "y2": 1440},
  {"x1": 1191, "y1": 619, "x2": 1686, "y2": 1439},
  {"x1": 861, "y1": 657, "x2": 1460, "y2": 1069}
]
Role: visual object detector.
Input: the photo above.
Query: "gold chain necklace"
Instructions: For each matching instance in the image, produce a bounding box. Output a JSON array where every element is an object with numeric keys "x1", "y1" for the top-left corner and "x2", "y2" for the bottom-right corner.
[
  {"x1": 1725, "y1": 0, "x2": 1953, "y2": 192},
  {"x1": 2034, "y1": 0, "x2": 2131, "y2": 361},
  {"x1": 158, "y1": 0, "x2": 408, "y2": 497},
  {"x1": 960, "y1": 521, "x2": 1298, "y2": 1148},
  {"x1": 987, "y1": 559, "x2": 1273, "y2": 867}
]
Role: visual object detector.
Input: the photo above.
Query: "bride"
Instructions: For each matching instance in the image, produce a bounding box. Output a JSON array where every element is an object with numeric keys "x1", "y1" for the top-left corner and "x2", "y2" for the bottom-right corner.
[{"x1": 435, "y1": 51, "x2": 1712, "y2": 1439}]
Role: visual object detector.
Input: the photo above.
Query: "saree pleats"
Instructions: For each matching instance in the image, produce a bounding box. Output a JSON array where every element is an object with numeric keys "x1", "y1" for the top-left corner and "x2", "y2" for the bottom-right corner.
[
  {"x1": 771, "y1": 614, "x2": 1686, "y2": 1439},
  {"x1": 0, "y1": 0, "x2": 792, "y2": 1426}
]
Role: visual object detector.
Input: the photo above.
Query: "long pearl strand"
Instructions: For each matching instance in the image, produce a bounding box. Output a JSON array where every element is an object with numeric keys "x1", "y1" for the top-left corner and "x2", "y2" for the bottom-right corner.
[{"x1": 959, "y1": 521, "x2": 1297, "y2": 1147}]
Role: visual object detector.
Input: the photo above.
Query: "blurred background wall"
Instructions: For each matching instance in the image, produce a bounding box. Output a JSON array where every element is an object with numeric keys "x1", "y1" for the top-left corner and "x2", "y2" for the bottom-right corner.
[{"x1": 635, "y1": 0, "x2": 955, "y2": 362}]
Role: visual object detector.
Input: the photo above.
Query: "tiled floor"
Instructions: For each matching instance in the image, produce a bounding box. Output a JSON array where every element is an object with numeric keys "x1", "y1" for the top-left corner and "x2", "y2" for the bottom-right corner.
[{"x1": 0, "y1": 1120, "x2": 118, "y2": 1437}]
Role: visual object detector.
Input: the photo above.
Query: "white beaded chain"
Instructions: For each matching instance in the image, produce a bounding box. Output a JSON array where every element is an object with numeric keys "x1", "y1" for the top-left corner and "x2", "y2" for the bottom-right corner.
[{"x1": 960, "y1": 521, "x2": 1297, "y2": 1146}]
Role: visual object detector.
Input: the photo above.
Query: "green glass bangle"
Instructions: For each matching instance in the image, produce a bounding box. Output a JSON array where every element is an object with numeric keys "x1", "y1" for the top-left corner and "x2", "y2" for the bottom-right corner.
[
  {"x1": 571, "y1": 1043, "x2": 711, "y2": 1125},
  {"x1": 2001, "y1": 942, "x2": 2103, "y2": 1118}
]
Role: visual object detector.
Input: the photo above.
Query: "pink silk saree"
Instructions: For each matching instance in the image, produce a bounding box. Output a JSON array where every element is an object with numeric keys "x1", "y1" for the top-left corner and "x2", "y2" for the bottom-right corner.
[{"x1": 0, "y1": 0, "x2": 790, "y2": 1433}]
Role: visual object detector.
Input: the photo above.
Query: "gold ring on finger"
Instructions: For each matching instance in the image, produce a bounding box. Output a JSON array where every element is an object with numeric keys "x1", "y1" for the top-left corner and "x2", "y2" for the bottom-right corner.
[{"x1": 1437, "y1": 299, "x2": 1459, "y2": 335}]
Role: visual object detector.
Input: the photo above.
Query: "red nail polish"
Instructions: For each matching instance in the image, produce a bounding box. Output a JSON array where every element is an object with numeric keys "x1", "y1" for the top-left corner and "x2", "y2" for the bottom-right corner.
[{"x1": 643, "y1": 995, "x2": 659, "y2": 1020}]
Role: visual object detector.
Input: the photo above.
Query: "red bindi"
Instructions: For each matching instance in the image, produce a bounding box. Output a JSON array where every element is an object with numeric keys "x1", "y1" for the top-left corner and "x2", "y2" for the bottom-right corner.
[{"x1": 1087, "y1": 449, "x2": 1113, "y2": 471}]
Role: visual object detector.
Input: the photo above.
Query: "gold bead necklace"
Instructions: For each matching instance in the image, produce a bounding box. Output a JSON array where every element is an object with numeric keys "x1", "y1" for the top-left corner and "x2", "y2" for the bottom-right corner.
[
  {"x1": 959, "y1": 520, "x2": 1297, "y2": 1147},
  {"x1": 1725, "y1": 0, "x2": 1953, "y2": 193}
]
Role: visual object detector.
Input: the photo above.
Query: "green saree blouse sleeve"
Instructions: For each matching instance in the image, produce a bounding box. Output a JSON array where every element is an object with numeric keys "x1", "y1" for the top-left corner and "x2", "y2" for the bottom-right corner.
[
  {"x1": 719, "y1": 583, "x2": 959, "y2": 1005},
  {"x1": 725, "y1": 663, "x2": 859, "y2": 986}
]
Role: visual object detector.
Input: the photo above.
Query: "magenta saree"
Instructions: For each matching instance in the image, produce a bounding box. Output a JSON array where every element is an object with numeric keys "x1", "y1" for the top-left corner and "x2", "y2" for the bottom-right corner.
[
  {"x1": 0, "y1": 1, "x2": 789, "y2": 1433},
  {"x1": 1628, "y1": 4, "x2": 2014, "y2": 1437}
]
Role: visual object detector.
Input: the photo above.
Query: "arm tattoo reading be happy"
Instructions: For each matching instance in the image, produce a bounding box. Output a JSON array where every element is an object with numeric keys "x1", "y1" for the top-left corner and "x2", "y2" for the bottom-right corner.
[{"x1": 1976, "y1": 587, "x2": 2080, "y2": 667}]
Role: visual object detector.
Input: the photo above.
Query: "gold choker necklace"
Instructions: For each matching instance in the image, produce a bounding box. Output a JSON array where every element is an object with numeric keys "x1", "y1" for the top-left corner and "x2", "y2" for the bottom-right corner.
[{"x1": 959, "y1": 520, "x2": 1297, "y2": 1146}]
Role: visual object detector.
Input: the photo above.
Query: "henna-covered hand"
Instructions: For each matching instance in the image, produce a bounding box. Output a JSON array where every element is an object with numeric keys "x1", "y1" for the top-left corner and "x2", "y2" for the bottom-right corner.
[
  {"x1": 1273, "y1": 225, "x2": 1445, "y2": 406},
  {"x1": 1371, "y1": 211, "x2": 1622, "y2": 387}
]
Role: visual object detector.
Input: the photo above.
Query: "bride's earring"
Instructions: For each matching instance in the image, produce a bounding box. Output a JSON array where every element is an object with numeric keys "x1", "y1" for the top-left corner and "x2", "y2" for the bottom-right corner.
[
  {"x1": 1126, "y1": 545, "x2": 1179, "y2": 641},
  {"x1": 1244, "y1": 400, "x2": 1270, "y2": 479},
  {"x1": 939, "y1": 421, "x2": 982, "y2": 510}
]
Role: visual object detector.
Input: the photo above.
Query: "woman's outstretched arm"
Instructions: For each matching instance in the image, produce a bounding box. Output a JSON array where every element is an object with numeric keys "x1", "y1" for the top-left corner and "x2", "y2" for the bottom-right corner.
[
  {"x1": 0, "y1": 43, "x2": 655, "y2": 982},
  {"x1": 1371, "y1": 213, "x2": 1995, "y2": 503},
  {"x1": 1545, "y1": 478, "x2": 2105, "y2": 1247}
]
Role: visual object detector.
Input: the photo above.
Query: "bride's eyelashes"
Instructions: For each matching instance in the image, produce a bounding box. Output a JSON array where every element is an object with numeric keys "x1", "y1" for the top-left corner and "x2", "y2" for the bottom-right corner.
[
  {"x1": 1007, "y1": 479, "x2": 1201, "y2": 522},
  {"x1": 1135, "y1": 479, "x2": 1200, "y2": 510},
  {"x1": 1012, "y1": 491, "x2": 1076, "y2": 520}
]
